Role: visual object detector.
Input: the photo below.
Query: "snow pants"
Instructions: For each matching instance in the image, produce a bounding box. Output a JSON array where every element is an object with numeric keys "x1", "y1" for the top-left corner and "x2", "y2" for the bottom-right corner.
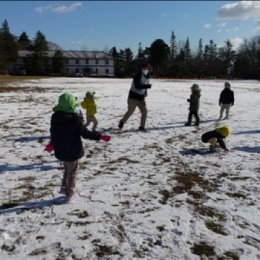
[{"x1": 86, "y1": 115, "x2": 98, "y2": 131}]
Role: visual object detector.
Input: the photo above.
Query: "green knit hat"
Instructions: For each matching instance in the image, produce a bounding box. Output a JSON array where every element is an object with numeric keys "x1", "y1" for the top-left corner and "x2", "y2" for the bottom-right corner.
[
  {"x1": 191, "y1": 83, "x2": 200, "y2": 90},
  {"x1": 53, "y1": 93, "x2": 78, "y2": 113},
  {"x1": 85, "y1": 91, "x2": 95, "y2": 98}
]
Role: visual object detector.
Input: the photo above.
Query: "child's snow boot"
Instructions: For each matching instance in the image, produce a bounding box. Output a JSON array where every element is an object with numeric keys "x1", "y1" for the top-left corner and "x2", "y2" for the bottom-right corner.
[{"x1": 209, "y1": 145, "x2": 216, "y2": 153}]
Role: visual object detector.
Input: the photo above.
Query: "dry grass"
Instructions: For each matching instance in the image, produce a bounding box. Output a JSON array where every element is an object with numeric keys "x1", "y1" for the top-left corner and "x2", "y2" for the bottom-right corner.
[{"x1": 0, "y1": 75, "x2": 49, "y2": 85}]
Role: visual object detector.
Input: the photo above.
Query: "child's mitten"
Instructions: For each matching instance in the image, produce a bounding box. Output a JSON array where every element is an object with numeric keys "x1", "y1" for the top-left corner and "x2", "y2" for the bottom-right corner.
[
  {"x1": 100, "y1": 135, "x2": 111, "y2": 142},
  {"x1": 44, "y1": 142, "x2": 54, "y2": 153}
]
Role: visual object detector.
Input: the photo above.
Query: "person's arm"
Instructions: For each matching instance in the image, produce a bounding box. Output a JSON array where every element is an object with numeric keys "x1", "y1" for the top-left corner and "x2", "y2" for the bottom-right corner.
[
  {"x1": 133, "y1": 73, "x2": 151, "y2": 89},
  {"x1": 81, "y1": 100, "x2": 87, "y2": 109}
]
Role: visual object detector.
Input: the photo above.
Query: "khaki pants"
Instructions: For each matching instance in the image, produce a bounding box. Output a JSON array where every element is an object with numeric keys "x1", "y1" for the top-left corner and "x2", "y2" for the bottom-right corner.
[
  {"x1": 121, "y1": 98, "x2": 147, "y2": 128},
  {"x1": 209, "y1": 137, "x2": 217, "y2": 146},
  {"x1": 86, "y1": 115, "x2": 98, "y2": 131},
  {"x1": 219, "y1": 104, "x2": 231, "y2": 119},
  {"x1": 62, "y1": 160, "x2": 78, "y2": 197}
]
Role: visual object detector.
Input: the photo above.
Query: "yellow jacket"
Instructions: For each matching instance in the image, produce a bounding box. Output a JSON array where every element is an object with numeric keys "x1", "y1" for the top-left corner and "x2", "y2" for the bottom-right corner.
[
  {"x1": 215, "y1": 126, "x2": 231, "y2": 137},
  {"x1": 81, "y1": 98, "x2": 97, "y2": 116}
]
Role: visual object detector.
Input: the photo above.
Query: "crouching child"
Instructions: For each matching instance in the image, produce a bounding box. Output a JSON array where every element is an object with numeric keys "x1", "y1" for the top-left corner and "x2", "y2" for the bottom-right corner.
[
  {"x1": 201, "y1": 125, "x2": 231, "y2": 153},
  {"x1": 50, "y1": 93, "x2": 111, "y2": 202}
]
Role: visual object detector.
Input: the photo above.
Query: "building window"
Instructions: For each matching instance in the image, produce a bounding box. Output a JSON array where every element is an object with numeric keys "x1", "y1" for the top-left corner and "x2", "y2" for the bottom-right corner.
[
  {"x1": 106, "y1": 68, "x2": 109, "y2": 74},
  {"x1": 96, "y1": 59, "x2": 99, "y2": 65},
  {"x1": 85, "y1": 59, "x2": 89, "y2": 64},
  {"x1": 95, "y1": 68, "x2": 98, "y2": 74},
  {"x1": 75, "y1": 59, "x2": 79, "y2": 64},
  {"x1": 106, "y1": 59, "x2": 109, "y2": 65}
]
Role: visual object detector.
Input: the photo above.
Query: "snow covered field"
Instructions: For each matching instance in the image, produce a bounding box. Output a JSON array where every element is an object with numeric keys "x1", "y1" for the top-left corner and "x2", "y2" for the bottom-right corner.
[{"x1": 0, "y1": 77, "x2": 259, "y2": 260}]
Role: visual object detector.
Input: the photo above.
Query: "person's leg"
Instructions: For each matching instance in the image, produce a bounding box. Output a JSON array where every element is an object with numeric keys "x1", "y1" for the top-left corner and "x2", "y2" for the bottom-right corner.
[
  {"x1": 194, "y1": 111, "x2": 200, "y2": 126},
  {"x1": 60, "y1": 162, "x2": 68, "y2": 193},
  {"x1": 85, "y1": 116, "x2": 92, "y2": 128},
  {"x1": 138, "y1": 100, "x2": 147, "y2": 128},
  {"x1": 209, "y1": 137, "x2": 218, "y2": 152},
  {"x1": 224, "y1": 104, "x2": 231, "y2": 119},
  {"x1": 185, "y1": 111, "x2": 193, "y2": 125},
  {"x1": 92, "y1": 116, "x2": 98, "y2": 131},
  {"x1": 219, "y1": 105, "x2": 224, "y2": 120},
  {"x1": 64, "y1": 160, "x2": 79, "y2": 200},
  {"x1": 120, "y1": 99, "x2": 138, "y2": 126}
]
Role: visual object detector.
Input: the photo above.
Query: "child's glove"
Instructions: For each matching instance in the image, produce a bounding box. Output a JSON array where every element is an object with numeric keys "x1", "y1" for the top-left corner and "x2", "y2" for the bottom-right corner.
[
  {"x1": 100, "y1": 135, "x2": 111, "y2": 142},
  {"x1": 44, "y1": 142, "x2": 54, "y2": 153}
]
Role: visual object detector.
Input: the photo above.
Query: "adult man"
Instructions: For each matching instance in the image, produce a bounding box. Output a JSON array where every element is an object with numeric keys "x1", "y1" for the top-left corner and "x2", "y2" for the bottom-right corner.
[{"x1": 118, "y1": 63, "x2": 152, "y2": 131}]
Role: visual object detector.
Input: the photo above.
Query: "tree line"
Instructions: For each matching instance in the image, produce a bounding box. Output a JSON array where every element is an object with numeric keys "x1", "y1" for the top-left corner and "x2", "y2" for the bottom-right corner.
[{"x1": 1, "y1": 19, "x2": 260, "y2": 79}]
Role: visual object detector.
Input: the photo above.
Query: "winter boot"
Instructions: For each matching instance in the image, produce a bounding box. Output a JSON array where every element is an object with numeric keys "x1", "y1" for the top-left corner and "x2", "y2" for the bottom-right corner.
[
  {"x1": 138, "y1": 126, "x2": 147, "y2": 132},
  {"x1": 185, "y1": 122, "x2": 191, "y2": 126},
  {"x1": 209, "y1": 145, "x2": 216, "y2": 153},
  {"x1": 118, "y1": 120, "x2": 124, "y2": 129}
]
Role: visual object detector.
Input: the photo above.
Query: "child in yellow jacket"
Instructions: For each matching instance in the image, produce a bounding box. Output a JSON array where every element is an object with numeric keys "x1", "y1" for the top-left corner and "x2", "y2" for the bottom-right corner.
[
  {"x1": 81, "y1": 91, "x2": 98, "y2": 131},
  {"x1": 201, "y1": 125, "x2": 231, "y2": 153}
]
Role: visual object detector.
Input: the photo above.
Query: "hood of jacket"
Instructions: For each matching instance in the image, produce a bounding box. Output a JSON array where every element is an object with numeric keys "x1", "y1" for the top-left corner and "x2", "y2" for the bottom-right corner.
[
  {"x1": 215, "y1": 126, "x2": 231, "y2": 137},
  {"x1": 53, "y1": 93, "x2": 78, "y2": 113}
]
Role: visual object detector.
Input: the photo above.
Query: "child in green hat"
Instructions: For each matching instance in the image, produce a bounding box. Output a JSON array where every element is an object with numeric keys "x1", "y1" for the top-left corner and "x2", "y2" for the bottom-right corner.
[
  {"x1": 185, "y1": 83, "x2": 201, "y2": 126},
  {"x1": 81, "y1": 91, "x2": 98, "y2": 131}
]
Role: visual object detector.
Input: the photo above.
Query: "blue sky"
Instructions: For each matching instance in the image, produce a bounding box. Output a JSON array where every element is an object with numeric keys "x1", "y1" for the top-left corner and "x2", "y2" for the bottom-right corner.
[{"x1": 1, "y1": 1, "x2": 260, "y2": 55}]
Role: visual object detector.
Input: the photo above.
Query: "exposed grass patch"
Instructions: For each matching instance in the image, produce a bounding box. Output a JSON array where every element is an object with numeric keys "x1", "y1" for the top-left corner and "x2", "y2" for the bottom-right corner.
[
  {"x1": 94, "y1": 244, "x2": 120, "y2": 257},
  {"x1": 191, "y1": 242, "x2": 216, "y2": 257},
  {"x1": 226, "y1": 192, "x2": 247, "y2": 199},
  {"x1": 67, "y1": 209, "x2": 89, "y2": 218},
  {"x1": 191, "y1": 202, "x2": 227, "y2": 221},
  {"x1": 205, "y1": 220, "x2": 228, "y2": 235},
  {"x1": 224, "y1": 251, "x2": 240, "y2": 260}
]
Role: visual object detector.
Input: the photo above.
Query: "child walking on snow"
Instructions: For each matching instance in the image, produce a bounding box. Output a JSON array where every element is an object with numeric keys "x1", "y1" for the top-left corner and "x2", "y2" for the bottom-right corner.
[
  {"x1": 201, "y1": 125, "x2": 231, "y2": 153},
  {"x1": 218, "y1": 81, "x2": 234, "y2": 120},
  {"x1": 50, "y1": 92, "x2": 111, "y2": 202},
  {"x1": 81, "y1": 91, "x2": 98, "y2": 131},
  {"x1": 185, "y1": 83, "x2": 201, "y2": 126}
]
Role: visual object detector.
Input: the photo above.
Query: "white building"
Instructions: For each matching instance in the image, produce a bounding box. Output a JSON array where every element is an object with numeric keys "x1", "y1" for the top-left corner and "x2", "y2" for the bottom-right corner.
[{"x1": 15, "y1": 50, "x2": 115, "y2": 77}]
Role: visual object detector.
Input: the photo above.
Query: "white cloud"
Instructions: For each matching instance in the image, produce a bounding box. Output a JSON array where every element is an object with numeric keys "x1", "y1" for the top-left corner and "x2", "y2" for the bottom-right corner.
[
  {"x1": 204, "y1": 23, "x2": 212, "y2": 29},
  {"x1": 230, "y1": 37, "x2": 244, "y2": 50},
  {"x1": 218, "y1": 1, "x2": 260, "y2": 20},
  {"x1": 35, "y1": 2, "x2": 82, "y2": 14},
  {"x1": 217, "y1": 22, "x2": 227, "y2": 28}
]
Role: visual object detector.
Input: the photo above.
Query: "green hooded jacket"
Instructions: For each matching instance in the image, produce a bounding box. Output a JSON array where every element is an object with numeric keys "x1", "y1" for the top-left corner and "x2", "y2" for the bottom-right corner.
[{"x1": 53, "y1": 93, "x2": 78, "y2": 113}]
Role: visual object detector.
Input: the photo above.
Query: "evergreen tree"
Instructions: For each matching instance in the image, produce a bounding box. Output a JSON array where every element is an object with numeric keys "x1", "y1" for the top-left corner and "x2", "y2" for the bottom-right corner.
[
  {"x1": 150, "y1": 39, "x2": 169, "y2": 76},
  {"x1": 0, "y1": 19, "x2": 18, "y2": 74},
  {"x1": 17, "y1": 31, "x2": 31, "y2": 50},
  {"x1": 124, "y1": 48, "x2": 134, "y2": 76},
  {"x1": 52, "y1": 50, "x2": 67, "y2": 75},
  {"x1": 203, "y1": 39, "x2": 219, "y2": 78},
  {"x1": 169, "y1": 30, "x2": 177, "y2": 61},
  {"x1": 25, "y1": 31, "x2": 49, "y2": 75},
  {"x1": 194, "y1": 38, "x2": 204, "y2": 78},
  {"x1": 218, "y1": 39, "x2": 236, "y2": 78}
]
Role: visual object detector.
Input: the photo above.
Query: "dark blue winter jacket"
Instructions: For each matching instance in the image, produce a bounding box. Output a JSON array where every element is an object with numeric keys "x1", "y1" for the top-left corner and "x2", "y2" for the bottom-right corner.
[{"x1": 50, "y1": 111, "x2": 101, "y2": 161}]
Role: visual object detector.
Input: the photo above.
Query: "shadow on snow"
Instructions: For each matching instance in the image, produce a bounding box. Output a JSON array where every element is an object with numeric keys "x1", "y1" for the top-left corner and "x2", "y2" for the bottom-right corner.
[
  {"x1": 0, "y1": 160, "x2": 57, "y2": 174},
  {"x1": 0, "y1": 196, "x2": 66, "y2": 215}
]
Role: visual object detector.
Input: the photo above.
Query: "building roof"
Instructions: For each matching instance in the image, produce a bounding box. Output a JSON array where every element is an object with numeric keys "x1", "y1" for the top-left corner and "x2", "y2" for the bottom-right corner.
[{"x1": 18, "y1": 50, "x2": 113, "y2": 59}]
